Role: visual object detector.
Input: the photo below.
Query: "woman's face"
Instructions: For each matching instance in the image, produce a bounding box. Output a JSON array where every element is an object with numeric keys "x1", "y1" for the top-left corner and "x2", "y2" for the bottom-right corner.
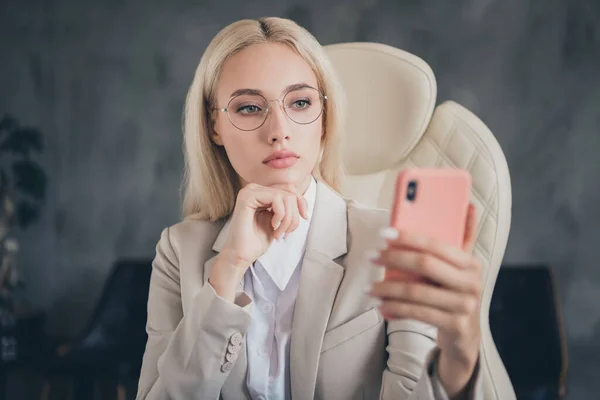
[{"x1": 211, "y1": 43, "x2": 324, "y2": 192}]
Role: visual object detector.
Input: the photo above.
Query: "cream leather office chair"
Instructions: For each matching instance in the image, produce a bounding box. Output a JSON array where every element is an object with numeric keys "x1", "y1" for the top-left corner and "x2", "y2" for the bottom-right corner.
[{"x1": 325, "y1": 42, "x2": 515, "y2": 400}]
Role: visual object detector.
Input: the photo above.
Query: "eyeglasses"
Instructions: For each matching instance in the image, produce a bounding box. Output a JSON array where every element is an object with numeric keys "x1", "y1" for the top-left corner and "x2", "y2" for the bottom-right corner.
[{"x1": 213, "y1": 86, "x2": 327, "y2": 131}]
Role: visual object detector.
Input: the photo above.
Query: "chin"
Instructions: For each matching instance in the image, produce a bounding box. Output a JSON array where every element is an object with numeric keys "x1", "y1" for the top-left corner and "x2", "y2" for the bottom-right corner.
[{"x1": 263, "y1": 168, "x2": 308, "y2": 186}]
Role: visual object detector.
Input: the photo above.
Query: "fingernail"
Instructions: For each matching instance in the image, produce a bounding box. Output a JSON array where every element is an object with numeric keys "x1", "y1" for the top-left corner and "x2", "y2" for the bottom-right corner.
[
  {"x1": 372, "y1": 299, "x2": 382, "y2": 307},
  {"x1": 365, "y1": 250, "x2": 380, "y2": 261},
  {"x1": 379, "y1": 227, "x2": 399, "y2": 240},
  {"x1": 273, "y1": 221, "x2": 281, "y2": 230},
  {"x1": 375, "y1": 239, "x2": 388, "y2": 251}
]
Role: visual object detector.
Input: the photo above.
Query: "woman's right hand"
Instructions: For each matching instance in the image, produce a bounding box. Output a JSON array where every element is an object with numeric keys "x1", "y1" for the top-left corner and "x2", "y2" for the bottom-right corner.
[{"x1": 208, "y1": 182, "x2": 309, "y2": 301}]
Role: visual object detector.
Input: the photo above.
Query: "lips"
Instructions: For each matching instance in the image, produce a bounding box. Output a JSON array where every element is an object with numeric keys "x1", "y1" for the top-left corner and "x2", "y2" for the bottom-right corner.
[{"x1": 262, "y1": 150, "x2": 300, "y2": 163}]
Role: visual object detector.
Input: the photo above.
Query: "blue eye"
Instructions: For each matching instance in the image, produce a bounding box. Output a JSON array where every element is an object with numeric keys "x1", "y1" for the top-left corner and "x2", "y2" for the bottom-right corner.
[
  {"x1": 237, "y1": 105, "x2": 262, "y2": 114},
  {"x1": 292, "y1": 99, "x2": 311, "y2": 109}
]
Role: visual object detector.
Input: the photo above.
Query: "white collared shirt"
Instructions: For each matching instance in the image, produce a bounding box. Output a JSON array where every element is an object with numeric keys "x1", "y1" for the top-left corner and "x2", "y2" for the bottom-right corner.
[
  {"x1": 243, "y1": 177, "x2": 316, "y2": 400},
  {"x1": 238, "y1": 176, "x2": 455, "y2": 400},
  {"x1": 255, "y1": 176, "x2": 316, "y2": 291}
]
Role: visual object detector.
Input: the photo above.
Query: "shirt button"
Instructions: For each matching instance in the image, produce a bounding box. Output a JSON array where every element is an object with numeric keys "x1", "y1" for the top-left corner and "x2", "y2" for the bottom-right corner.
[
  {"x1": 268, "y1": 376, "x2": 275, "y2": 383},
  {"x1": 260, "y1": 302, "x2": 274, "y2": 314},
  {"x1": 257, "y1": 346, "x2": 269, "y2": 358}
]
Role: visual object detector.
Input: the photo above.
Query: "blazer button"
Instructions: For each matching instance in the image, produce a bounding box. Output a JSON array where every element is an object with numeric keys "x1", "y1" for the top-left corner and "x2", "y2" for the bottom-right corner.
[
  {"x1": 228, "y1": 343, "x2": 240, "y2": 354},
  {"x1": 229, "y1": 332, "x2": 243, "y2": 346},
  {"x1": 225, "y1": 351, "x2": 239, "y2": 362},
  {"x1": 221, "y1": 361, "x2": 234, "y2": 373}
]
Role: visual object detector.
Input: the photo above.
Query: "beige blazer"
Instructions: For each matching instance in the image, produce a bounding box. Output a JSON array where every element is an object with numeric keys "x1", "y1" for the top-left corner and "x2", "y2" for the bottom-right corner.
[{"x1": 136, "y1": 180, "x2": 482, "y2": 400}]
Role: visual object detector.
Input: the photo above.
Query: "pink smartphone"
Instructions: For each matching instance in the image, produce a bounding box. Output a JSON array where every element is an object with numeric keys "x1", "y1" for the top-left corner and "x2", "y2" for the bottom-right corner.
[{"x1": 385, "y1": 168, "x2": 472, "y2": 282}]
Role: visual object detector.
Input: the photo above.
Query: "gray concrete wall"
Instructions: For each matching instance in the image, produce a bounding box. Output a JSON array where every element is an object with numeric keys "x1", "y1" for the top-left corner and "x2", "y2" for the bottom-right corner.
[{"x1": 1, "y1": 0, "x2": 598, "y2": 398}]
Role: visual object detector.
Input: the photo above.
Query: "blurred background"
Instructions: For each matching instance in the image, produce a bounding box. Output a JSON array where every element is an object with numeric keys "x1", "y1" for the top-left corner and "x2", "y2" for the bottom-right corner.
[{"x1": 0, "y1": 0, "x2": 598, "y2": 399}]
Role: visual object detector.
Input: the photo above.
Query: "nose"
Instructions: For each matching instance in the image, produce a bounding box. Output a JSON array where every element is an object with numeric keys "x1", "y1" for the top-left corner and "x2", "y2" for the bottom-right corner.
[{"x1": 266, "y1": 99, "x2": 291, "y2": 143}]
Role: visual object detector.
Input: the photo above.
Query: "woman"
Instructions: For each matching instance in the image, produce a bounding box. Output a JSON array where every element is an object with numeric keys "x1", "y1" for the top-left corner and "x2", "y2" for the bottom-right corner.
[{"x1": 137, "y1": 17, "x2": 483, "y2": 400}]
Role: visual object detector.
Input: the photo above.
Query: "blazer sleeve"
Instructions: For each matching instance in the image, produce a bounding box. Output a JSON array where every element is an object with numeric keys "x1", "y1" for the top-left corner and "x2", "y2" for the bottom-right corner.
[
  {"x1": 136, "y1": 227, "x2": 253, "y2": 400},
  {"x1": 378, "y1": 319, "x2": 483, "y2": 400}
]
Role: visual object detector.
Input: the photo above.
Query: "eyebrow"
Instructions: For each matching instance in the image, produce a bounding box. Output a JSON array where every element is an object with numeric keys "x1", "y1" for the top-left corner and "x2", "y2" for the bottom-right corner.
[{"x1": 229, "y1": 83, "x2": 315, "y2": 99}]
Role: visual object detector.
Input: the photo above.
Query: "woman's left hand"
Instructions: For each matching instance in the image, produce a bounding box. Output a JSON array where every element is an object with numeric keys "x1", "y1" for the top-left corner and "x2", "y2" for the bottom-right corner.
[{"x1": 366, "y1": 203, "x2": 481, "y2": 397}]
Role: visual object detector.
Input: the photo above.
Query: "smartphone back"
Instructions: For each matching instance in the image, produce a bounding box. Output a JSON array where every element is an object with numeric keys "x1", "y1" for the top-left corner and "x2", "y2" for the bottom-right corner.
[
  {"x1": 390, "y1": 168, "x2": 472, "y2": 248},
  {"x1": 386, "y1": 168, "x2": 472, "y2": 282}
]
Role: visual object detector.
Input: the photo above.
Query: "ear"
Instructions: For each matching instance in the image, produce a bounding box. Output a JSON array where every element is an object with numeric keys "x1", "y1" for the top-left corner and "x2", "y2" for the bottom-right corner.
[
  {"x1": 211, "y1": 129, "x2": 224, "y2": 146},
  {"x1": 209, "y1": 112, "x2": 224, "y2": 146}
]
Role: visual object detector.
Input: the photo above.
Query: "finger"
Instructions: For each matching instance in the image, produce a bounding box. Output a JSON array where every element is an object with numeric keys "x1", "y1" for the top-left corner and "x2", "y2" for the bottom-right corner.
[
  {"x1": 281, "y1": 194, "x2": 298, "y2": 238},
  {"x1": 298, "y1": 195, "x2": 309, "y2": 220},
  {"x1": 379, "y1": 301, "x2": 472, "y2": 336},
  {"x1": 270, "y1": 194, "x2": 286, "y2": 235},
  {"x1": 462, "y1": 203, "x2": 477, "y2": 253},
  {"x1": 288, "y1": 197, "x2": 300, "y2": 237},
  {"x1": 286, "y1": 210, "x2": 299, "y2": 240},
  {"x1": 268, "y1": 182, "x2": 308, "y2": 221},
  {"x1": 240, "y1": 186, "x2": 294, "y2": 240},
  {"x1": 270, "y1": 182, "x2": 308, "y2": 220},
  {"x1": 374, "y1": 249, "x2": 480, "y2": 295},
  {"x1": 368, "y1": 281, "x2": 478, "y2": 314},
  {"x1": 274, "y1": 198, "x2": 292, "y2": 240},
  {"x1": 383, "y1": 228, "x2": 478, "y2": 271},
  {"x1": 248, "y1": 186, "x2": 278, "y2": 210}
]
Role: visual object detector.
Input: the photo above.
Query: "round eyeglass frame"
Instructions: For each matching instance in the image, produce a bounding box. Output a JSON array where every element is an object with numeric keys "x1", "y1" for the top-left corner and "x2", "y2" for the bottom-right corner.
[{"x1": 212, "y1": 87, "x2": 327, "y2": 131}]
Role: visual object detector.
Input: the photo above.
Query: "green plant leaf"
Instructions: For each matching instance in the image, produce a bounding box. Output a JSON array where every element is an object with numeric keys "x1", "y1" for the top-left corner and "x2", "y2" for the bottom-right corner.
[
  {"x1": 12, "y1": 160, "x2": 47, "y2": 200},
  {"x1": 15, "y1": 201, "x2": 40, "y2": 228},
  {"x1": 0, "y1": 116, "x2": 14, "y2": 144},
  {"x1": 0, "y1": 115, "x2": 18, "y2": 135},
  {"x1": 0, "y1": 170, "x2": 7, "y2": 191},
  {"x1": 0, "y1": 114, "x2": 46, "y2": 231},
  {"x1": 0, "y1": 126, "x2": 43, "y2": 155}
]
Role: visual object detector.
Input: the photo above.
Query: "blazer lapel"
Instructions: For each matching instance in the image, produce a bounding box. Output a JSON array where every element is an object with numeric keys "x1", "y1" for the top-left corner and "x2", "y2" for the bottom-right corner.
[
  {"x1": 290, "y1": 181, "x2": 348, "y2": 400},
  {"x1": 204, "y1": 180, "x2": 349, "y2": 400}
]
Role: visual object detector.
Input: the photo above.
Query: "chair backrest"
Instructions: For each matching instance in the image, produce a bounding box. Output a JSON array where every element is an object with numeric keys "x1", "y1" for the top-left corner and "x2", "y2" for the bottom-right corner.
[
  {"x1": 77, "y1": 259, "x2": 152, "y2": 360},
  {"x1": 325, "y1": 42, "x2": 515, "y2": 400}
]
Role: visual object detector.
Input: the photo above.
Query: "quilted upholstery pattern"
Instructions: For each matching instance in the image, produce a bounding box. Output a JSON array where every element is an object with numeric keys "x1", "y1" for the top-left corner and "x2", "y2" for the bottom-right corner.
[
  {"x1": 325, "y1": 42, "x2": 515, "y2": 400},
  {"x1": 405, "y1": 101, "x2": 514, "y2": 400}
]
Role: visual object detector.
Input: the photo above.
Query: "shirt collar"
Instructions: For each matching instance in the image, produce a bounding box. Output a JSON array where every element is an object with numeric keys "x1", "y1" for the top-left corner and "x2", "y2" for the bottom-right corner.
[
  {"x1": 252, "y1": 176, "x2": 317, "y2": 291},
  {"x1": 303, "y1": 175, "x2": 317, "y2": 220}
]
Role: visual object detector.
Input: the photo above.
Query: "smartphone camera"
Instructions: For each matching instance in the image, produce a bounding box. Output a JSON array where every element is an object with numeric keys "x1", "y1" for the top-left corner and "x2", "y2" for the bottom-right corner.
[{"x1": 406, "y1": 180, "x2": 418, "y2": 202}]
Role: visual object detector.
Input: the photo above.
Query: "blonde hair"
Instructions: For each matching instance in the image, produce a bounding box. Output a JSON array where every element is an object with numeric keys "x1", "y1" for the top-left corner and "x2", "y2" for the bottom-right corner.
[{"x1": 182, "y1": 17, "x2": 346, "y2": 221}]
